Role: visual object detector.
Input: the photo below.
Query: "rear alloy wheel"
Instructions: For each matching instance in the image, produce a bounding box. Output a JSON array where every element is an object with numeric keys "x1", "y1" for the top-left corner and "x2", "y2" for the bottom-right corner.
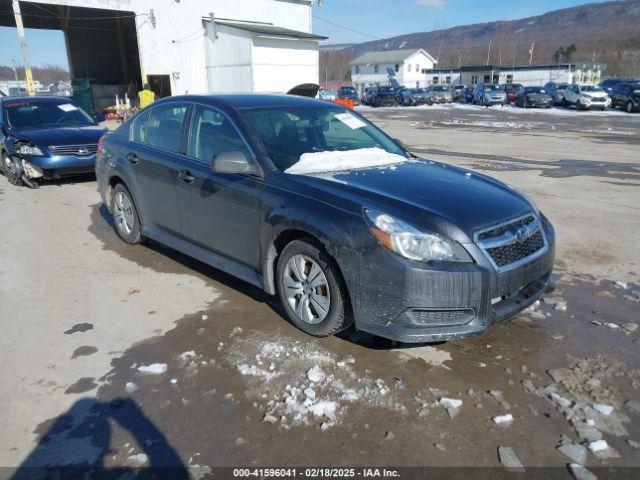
[
  {"x1": 277, "y1": 240, "x2": 352, "y2": 337},
  {"x1": 111, "y1": 183, "x2": 142, "y2": 244},
  {"x1": 1, "y1": 152, "x2": 23, "y2": 186},
  {"x1": 628, "y1": 101, "x2": 635, "y2": 113}
]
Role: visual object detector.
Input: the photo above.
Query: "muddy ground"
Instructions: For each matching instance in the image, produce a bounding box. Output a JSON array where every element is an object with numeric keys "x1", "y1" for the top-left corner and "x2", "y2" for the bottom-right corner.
[{"x1": 0, "y1": 105, "x2": 639, "y2": 479}]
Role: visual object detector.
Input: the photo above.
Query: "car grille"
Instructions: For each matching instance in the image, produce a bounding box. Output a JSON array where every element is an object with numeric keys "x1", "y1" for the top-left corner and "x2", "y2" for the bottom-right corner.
[
  {"x1": 476, "y1": 214, "x2": 546, "y2": 270},
  {"x1": 590, "y1": 98, "x2": 605, "y2": 103},
  {"x1": 401, "y1": 308, "x2": 476, "y2": 327},
  {"x1": 48, "y1": 144, "x2": 98, "y2": 156},
  {"x1": 486, "y1": 231, "x2": 545, "y2": 267}
]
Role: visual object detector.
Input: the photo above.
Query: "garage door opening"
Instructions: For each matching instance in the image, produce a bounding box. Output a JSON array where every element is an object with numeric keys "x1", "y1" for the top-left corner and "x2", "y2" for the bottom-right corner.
[{"x1": 0, "y1": 0, "x2": 142, "y2": 112}]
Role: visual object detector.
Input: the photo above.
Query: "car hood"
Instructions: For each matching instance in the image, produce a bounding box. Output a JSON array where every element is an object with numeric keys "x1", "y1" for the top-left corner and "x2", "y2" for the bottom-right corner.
[
  {"x1": 582, "y1": 91, "x2": 608, "y2": 98},
  {"x1": 288, "y1": 159, "x2": 534, "y2": 243},
  {"x1": 9, "y1": 125, "x2": 107, "y2": 148}
]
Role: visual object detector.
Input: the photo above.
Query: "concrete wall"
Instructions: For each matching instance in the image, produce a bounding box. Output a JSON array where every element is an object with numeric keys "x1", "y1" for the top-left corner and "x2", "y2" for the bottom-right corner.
[{"x1": 34, "y1": 0, "x2": 315, "y2": 95}]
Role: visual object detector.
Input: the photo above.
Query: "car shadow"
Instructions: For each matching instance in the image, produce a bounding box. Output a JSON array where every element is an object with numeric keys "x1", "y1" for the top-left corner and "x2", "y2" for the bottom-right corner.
[
  {"x1": 10, "y1": 397, "x2": 189, "y2": 480},
  {"x1": 93, "y1": 204, "x2": 444, "y2": 352}
]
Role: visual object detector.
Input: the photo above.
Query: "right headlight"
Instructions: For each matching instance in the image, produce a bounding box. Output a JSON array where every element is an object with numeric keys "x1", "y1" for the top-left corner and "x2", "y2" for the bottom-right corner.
[{"x1": 364, "y1": 209, "x2": 472, "y2": 263}]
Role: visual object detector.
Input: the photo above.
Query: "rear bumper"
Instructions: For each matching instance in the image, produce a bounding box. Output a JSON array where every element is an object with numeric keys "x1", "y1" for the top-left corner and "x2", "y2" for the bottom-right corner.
[{"x1": 352, "y1": 216, "x2": 555, "y2": 343}]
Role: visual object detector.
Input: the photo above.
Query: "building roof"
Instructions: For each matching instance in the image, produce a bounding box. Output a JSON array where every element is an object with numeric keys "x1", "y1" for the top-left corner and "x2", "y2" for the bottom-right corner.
[
  {"x1": 349, "y1": 49, "x2": 435, "y2": 66},
  {"x1": 424, "y1": 62, "x2": 607, "y2": 74},
  {"x1": 213, "y1": 20, "x2": 328, "y2": 41}
]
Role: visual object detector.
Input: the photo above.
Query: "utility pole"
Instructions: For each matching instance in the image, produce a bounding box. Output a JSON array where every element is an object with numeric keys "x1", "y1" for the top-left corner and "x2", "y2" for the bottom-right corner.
[
  {"x1": 486, "y1": 39, "x2": 492, "y2": 66},
  {"x1": 529, "y1": 42, "x2": 535, "y2": 66},
  {"x1": 11, "y1": 59, "x2": 19, "y2": 84},
  {"x1": 513, "y1": 35, "x2": 518, "y2": 69},
  {"x1": 12, "y1": 0, "x2": 35, "y2": 96}
]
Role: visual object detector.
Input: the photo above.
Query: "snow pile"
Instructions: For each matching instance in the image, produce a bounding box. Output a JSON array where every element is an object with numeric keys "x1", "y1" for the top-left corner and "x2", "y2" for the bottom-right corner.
[
  {"x1": 137, "y1": 363, "x2": 167, "y2": 375},
  {"x1": 285, "y1": 148, "x2": 406, "y2": 175}
]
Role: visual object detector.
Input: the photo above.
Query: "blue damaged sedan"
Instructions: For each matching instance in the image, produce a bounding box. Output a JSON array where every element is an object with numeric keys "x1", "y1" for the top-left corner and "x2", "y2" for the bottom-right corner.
[
  {"x1": 96, "y1": 94, "x2": 555, "y2": 343},
  {"x1": 0, "y1": 97, "x2": 106, "y2": 187}
]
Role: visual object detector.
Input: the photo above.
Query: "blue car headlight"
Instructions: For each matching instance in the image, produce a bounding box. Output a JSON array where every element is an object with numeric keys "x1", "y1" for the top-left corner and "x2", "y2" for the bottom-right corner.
[
  {"x1": 364, "y1": 208, "x2": 472, "y2": 263},
  {"x1": 18, "y1": 143, "x2": 44, "y2": 156}
]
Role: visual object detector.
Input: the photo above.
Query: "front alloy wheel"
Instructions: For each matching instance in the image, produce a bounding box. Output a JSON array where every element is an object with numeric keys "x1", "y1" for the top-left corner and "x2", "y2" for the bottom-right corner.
[
  {"x1": 2, "y1": 153, "x2": 23, "y2": 186},
  {"x1": 276, "y1": 239, "x2": 352, "y2": 337},
  {"x1": 282, "y1": 254, "x2": 330, "y2": 325}
]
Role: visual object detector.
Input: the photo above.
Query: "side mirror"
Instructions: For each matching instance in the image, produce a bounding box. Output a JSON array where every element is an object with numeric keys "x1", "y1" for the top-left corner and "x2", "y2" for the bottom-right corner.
[
  {"x1": 212, "y1": 150, "x2": 257, "y2": 175},
  {"x1": 392, "y1": 138, "x2": 407, "y2": 151}
]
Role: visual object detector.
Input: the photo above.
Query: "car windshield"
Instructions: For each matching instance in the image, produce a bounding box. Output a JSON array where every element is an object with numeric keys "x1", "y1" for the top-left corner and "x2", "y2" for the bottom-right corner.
[
  {"x1": 581, "y1": 85, "x2": 603, "y2": 93},
  {"x1": 4, "y1": 100, "x2": 94, "y2": 129},
  {"x1": 377, "y1": 87, "x2": 394, "y2": 93},
  {"x1": 242, "y1": 105, "x2": 406, "y2": 171},
  {"x1": 432, "y1": 86, "x2": 448, "y2": 92},
  {"x1": 341, "y1": 87, "x2": 356, "y2": 93},
  {"x1": 411, "y1": 89, "x2": 426, "y2": 93},
  {"x1": 525, "y1": 87, "x2": 546, "y2": 94},
  {"x1": 484, "y1": 84, "x2": 500, "y2": 91}
]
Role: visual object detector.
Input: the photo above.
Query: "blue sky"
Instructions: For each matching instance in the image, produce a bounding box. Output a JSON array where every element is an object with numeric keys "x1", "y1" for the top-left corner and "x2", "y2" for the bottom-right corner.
[
  {"x1": 0, "y1": 0, "x2": 608, "y2": 68},
  {"x1": 313, "y1": 0, "x2": 609, "y2": 44}
]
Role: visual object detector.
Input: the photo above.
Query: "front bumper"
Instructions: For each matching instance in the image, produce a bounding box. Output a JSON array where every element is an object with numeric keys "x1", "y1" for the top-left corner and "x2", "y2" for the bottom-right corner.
[
  {"x1": 19, "y1": 153, "x2": 97, "y2": 179},
  {"x1": 526, "y1": 99, "x2": 554, "y2": 108},
  {"x1": 352, "y1": 217, "x2": 555, "y2": 343},
  {"x1": 580, "y1": 98, "x2": 611, "y2": 110}
]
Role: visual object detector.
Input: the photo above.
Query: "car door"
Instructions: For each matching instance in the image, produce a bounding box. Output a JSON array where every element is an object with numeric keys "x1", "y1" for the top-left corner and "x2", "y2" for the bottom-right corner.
[
  {"x1": 176, "y1": 103, "x2": 263, "y2": 269},
  {"x1": 125, "y1": 102, "x2": 189, "y2": 236}
]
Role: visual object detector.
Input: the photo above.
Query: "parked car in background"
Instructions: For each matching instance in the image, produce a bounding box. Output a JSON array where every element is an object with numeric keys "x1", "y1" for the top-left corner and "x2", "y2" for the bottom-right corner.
[
  {"x1": 337, "y1": 86, "x2": 359, "y2": 105},
  {"x1": 451, "y1": 85, "x2": 466, "y2": 102},
  {"x1": 563, "y1": 84, "x2": 611, "y2": 110},
  {"x1": 515, "y1": 86, "x2": 554, "y2": 108},
  {"x1": 96, "y1": 94, "x2": 555, "y2": 343},
  {"x1": 501, "y1": 83, "x2": 523, "y2": 104},
  {"x1": 426, "y1": 85, "x2": 453, "y2": 104},
  {"x1": 370, "y1": 86, "x2": 398, "y2": 107},
  {"x1": 318, "y1": 89, "x2": 337, "y2": 101},
  {"x1": 599, "y1": 78, "x2": 637, "y2": 96},
  {"x1": 544, "y1": 82, "x2": 570, "y2": 106},
  {"x1": 610, "y1": 82, "x2": 640, "y2": 113},
  {"x1": 458, "y1": 86, "x2": 474, "y2": 104},
  {"x1": 0, "y1": 96, "x2": 106, "y2": 188},
  {"x1": 395, "y1": 87, "x2": 409, "y2": 105},
  {"x1": 473, "y1": 83, "x2": 507, "y2": 106},
  {"x1": 401, "y1": 88, "x2": 431, "y2": 106},
  {"x1": 361, "y1": 87, "x2": 375, "y2": 105}
]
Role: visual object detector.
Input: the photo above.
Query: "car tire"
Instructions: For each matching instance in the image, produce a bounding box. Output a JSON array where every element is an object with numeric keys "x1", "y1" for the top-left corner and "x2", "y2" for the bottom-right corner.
[
  {"x1": 276, "y1": 239, "x2": 353, "y2": 337},
  {"x1": 627, "y1": 102, "x2": 635, "y2": 113},
  {"x1": 1, "y1": 152, "x2": 23, "y2": 186},
  {"x1": 111, "y1": 183, "x2": 143, "y2": 244}
]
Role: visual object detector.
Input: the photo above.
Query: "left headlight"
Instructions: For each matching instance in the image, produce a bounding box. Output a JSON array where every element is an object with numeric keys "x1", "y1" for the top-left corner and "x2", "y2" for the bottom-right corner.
[
  {"x1": 364, "y1": 208, "x2": 472, "y2": 263},
  {"x1": 18, "y1": 143, "x2": 44, "y2": 156}
]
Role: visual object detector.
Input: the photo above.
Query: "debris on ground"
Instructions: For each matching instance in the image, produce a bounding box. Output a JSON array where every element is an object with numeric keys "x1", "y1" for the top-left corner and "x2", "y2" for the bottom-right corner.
[
  {"x1": 137, "y1": 363, "x2": 167, "y2": 375},
  {"x1": 492, "y1": 413, "x2": 514, "y2": 426},
  {"x1": 568, "y1": 463, "x2": 598, "y2": 480},
  {"x1": 124, "y1": 453, "x2": 149, "y2": 467},
  {"x1": 125, "y1": 382, "x2": 137, "y2": 393},
  {"x1": 498, "y1": 446, "x2": 525, "y2": 472},
  {"x1": 439, "y1": 397, "x2": 463, "y2": 417},
  {"x1": 558, "y1": 443, "x2": 587, "y2": 465},
  {"x1": 614, "y1": 281, "x2": 628, "y2": 289}
]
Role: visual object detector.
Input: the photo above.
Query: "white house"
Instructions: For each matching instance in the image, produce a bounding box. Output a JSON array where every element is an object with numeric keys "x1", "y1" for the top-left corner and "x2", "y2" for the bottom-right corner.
[
  {"x1": 349, "y1": 49, "x2": 437, "y2": 95},
  {"x1": 0, "y1": 0, "x2": 324, "y2": 105},
  {"x1": 423, "y1": 63, "x2": 606, "y2": 87}
]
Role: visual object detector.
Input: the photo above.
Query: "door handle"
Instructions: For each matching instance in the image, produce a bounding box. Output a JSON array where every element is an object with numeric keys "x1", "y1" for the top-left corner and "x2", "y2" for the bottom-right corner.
[
  {"x1": 126, "y1": 152, "x2": 139, "y2": 164},
  {"x1": 178, "y1": 170, "x2": 196, "y2": 183}
]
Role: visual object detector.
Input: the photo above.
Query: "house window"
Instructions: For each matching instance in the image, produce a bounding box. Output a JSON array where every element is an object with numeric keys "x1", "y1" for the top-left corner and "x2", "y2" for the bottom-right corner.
[
  {"x1": 355, "y1": 65, "x2": 360, "y2": 74},
  {"x1": 493, "y1": 74, "x2": 499, "y2": 83},
  {"x1": 374, "y1": 65, "x2": 379, "y2": 74},
  {"x1": 416, "y1": 65, "x2": 420, "y2": 73},
  {"x1": 433, "y1": 76, "x2": 439, "y2": 84},
  {"x1": 506, "y1": 74, "x2": 513, "y2": 84},
  {"x1": 416, "y1": 82, "x2": 420, "y2": 88},
  {"x1": 395, "y1": 64, "x2": 399, "y2": 73},
  {"x1": 483, "y1": 75, "x2": 491, "y2": 83},
  {"x1": 471, "y1": 75, "x2": 478, "y2": 84},
  {"x1": 445, "y1": 76, "x2": 451, "y2": 84}
]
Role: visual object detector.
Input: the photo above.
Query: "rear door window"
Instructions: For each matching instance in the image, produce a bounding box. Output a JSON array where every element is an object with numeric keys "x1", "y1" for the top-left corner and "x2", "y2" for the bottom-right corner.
[
  {"x1": 186, "y1": 105, "x2": 249, "y2": 163},
  {"x1": 144, "y1": 104, "x2": 188, "y2": 153},
  {"x1": 130, "y1": 110, "x2": 150, "y2": 143}
]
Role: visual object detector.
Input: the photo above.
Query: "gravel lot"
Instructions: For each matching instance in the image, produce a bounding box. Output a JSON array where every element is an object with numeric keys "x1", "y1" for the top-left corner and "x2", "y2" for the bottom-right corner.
[{"x1": 0, "y1": 104, "x2": 639, "y2": 478}]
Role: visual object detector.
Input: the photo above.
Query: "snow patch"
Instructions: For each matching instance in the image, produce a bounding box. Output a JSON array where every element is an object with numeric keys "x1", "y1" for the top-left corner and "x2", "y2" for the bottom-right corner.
[
  {"x1": 285, "y1": 148, "x2": 406, "y2": 175},
  {"x1": 137, "y1": 363, "x2": 167, "y2": 375}
]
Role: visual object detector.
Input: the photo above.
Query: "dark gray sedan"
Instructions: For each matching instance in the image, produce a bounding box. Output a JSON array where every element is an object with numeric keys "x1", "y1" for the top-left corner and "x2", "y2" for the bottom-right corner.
[
  {"x1": 515, "y1": 86, "x2": 554, "y2": 108},
  {"x1": 96, "y1": 94, "x2": 554, "y2": 343}
]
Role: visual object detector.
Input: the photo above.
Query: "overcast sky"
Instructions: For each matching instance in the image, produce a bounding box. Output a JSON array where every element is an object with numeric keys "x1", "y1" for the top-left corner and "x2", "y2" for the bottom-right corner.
[
  {"x1": 312, "y1": 0, "x2": 611, "y2": 44},
  {"x1": 0, "y1": 0, "x2": 611, "y2": 69}
]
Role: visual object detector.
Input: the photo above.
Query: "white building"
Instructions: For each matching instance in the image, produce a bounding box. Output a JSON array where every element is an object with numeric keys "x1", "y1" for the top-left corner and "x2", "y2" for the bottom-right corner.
[
  {"x1": 423, "y1": 63, "x2": 606, "y2": 87},
  {"x1": 0, "y1": 0, "x2": 324, "y2": 108},
  {"x1": 349, "y1": 49, "x2": 437, "y2": 95}
]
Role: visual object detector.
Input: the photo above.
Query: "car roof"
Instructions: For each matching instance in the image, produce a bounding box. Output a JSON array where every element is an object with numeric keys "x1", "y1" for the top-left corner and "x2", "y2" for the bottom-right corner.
[{"x1": 155, "y1": 93, "x2": 336, "y2": 110}]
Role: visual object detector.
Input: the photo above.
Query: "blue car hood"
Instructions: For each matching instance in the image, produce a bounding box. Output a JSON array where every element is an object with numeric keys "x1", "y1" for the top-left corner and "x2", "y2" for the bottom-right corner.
[
  {"x1": 9, "y1": 125, "x2": 106, "y2": 148},
  {"x1": 290, "y1": 159, "x2": 534, "y2": 241}
]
